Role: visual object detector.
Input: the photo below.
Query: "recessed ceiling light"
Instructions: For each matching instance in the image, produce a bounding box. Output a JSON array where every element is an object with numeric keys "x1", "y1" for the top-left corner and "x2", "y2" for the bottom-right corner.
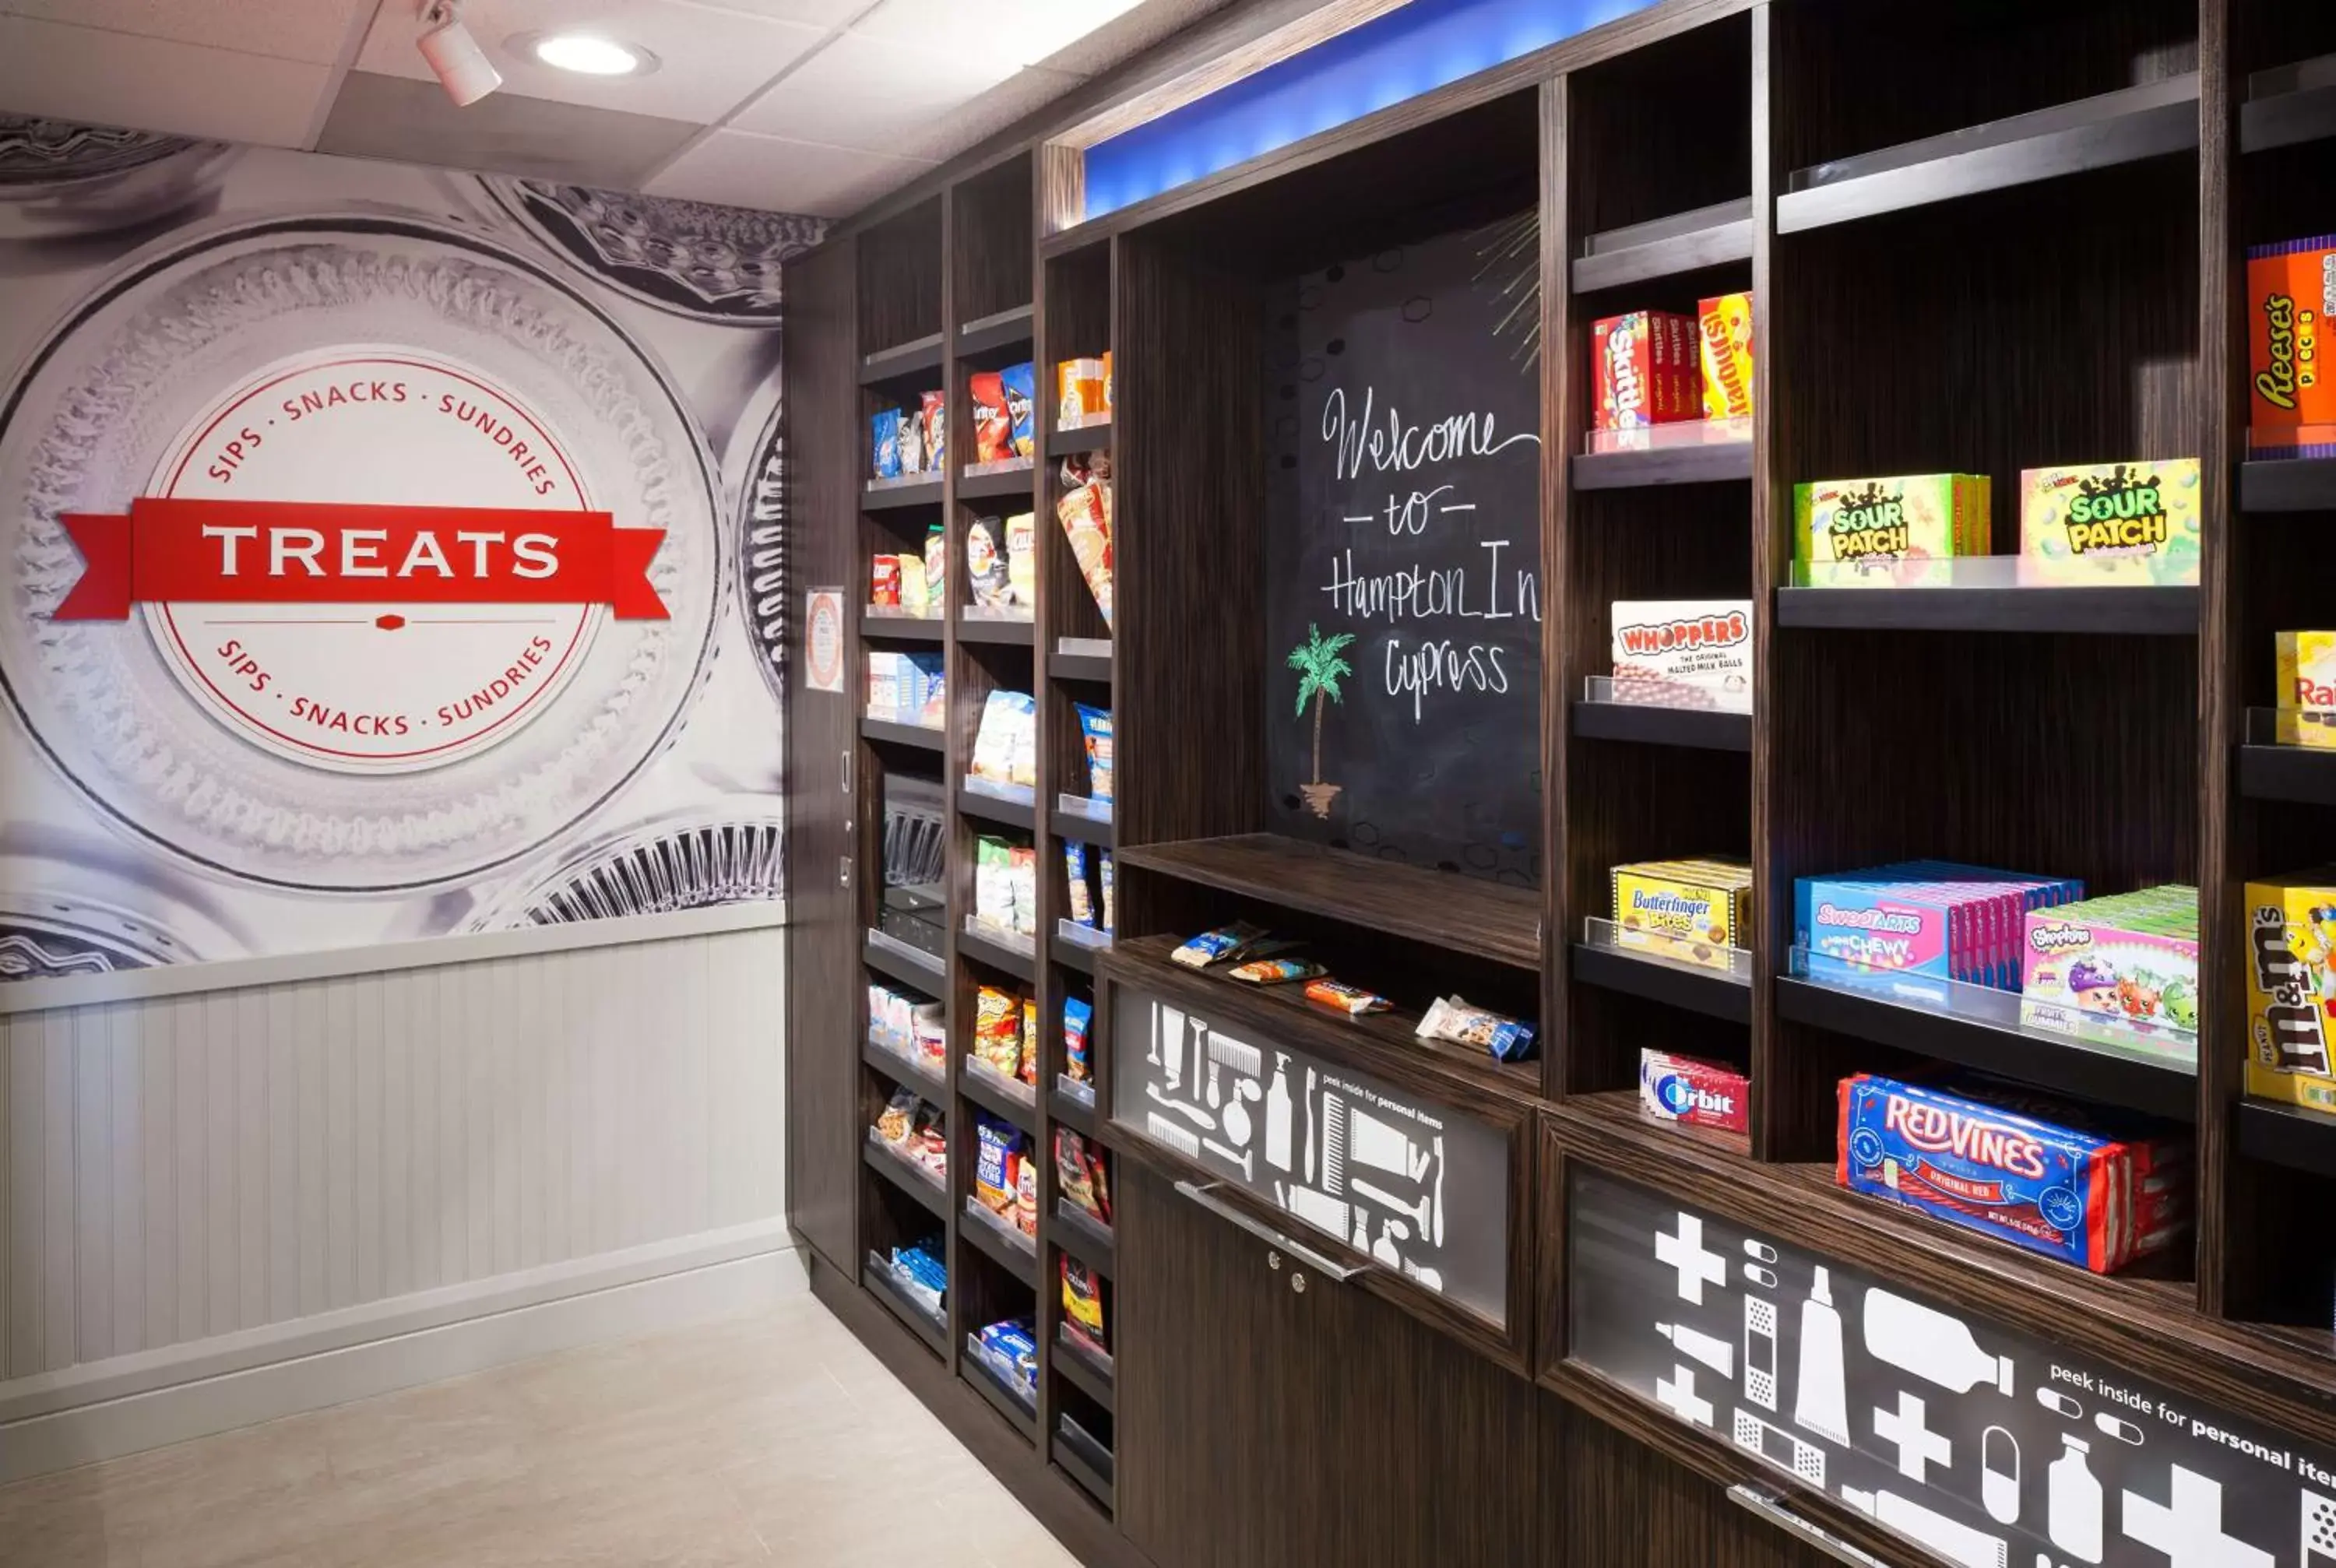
[{"x1": 518, "y1": 32, "x2": 658, "y2": 77}]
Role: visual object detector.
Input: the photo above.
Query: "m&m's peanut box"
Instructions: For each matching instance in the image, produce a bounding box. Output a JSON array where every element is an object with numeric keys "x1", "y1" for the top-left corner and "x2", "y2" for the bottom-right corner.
[
  {"x1": 2019, "y1": 459, "x2": 2201, "y2": 585},
  {"x1": 1697, "y1": 292, "x2": 1754, "y2": 421},
  {"x1": 2243, "y1": 870, "x2": 2336, "y2": 1113},
  {"x1": 1592, "y1": 311, "x2": 1699, "y2": 430},
  {"x1": 2247, "y1": 234, "x2": 2336, "y2": 455}
]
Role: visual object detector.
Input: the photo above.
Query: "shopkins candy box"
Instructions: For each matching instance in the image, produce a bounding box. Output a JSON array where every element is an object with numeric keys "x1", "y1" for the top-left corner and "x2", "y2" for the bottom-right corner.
[
  {"x1": 2019, "y1": 459, "x2": 2201, "y2": 585},
  {"x1": 2019, "y1": 891, "x2": 2199, "y2": 1044}
]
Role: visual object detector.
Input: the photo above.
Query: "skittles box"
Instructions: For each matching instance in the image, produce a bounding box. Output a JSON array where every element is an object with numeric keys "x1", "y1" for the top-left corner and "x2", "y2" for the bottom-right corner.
[
  {"x1": 2243, "y1": 871, "x2": 2336, "y2": 1113},
  {"x1": 2247, "y1": 233, "x2": 2336, "y2": 455},
  {"x1": 1592, "y1": 310, "x2": 1700, "y2": 429},
  {"x1": 1838, "y1": 1071, "x2": 2190, "y2": 1274},
  {"x1": 1793, "y1": 473, "x2": 1990, "y2": 583},
  {"x1": 1697, "y1": 292, "x2": 1754, "y2": 421},
  {"x1": 2020, "y1": 458, "x2": 2201, "y2": 585}
]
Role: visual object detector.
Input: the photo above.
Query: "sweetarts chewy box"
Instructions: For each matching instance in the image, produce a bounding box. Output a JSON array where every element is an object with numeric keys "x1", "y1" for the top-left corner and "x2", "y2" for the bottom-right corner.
[{"x1": 1837, "y1": 1072, "x2": 2190, "y2": 1274}]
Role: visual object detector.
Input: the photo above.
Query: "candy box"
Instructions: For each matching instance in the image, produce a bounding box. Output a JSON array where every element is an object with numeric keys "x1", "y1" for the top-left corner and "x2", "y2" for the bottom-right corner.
[
  {"x1": 2243, "y1": 871, "x2": 2336, "y2": 1113},
  {"x1": 2019, "y1": 890, "x2": 2199, "y2": 1041},
  {"x1": 1697, "y1": 292, "x2": 1754, "y2": 421},
  {"x1": 2246, "y1": 234, "x2": 2336, "y2": 451},
  {"x1": 1640, "y1": 1049, "x2": 1750, "y2": 1135},
  {"x1": 2019, "y1": 459, "x2": 2201, "y2": 585},
  {"x1": 1609, "y1": 600, "x2": 1751, "y2": 703},
  {"x1": 1611, "y1": 860, "x2": 1752, "y2": 969},
  {"x1": 1793, "y1": 474, "x2": 1989, "y2": 582},
  {"x1": 1592, "y1": 311, "x2": 1701, "y2": 430},
  {"x1": 1837, "y1": 1071, "x2": 2190, "y2": 1273},
  {"x1": 2277, "y1": 632, "x2": 2336, "y2": 744}
]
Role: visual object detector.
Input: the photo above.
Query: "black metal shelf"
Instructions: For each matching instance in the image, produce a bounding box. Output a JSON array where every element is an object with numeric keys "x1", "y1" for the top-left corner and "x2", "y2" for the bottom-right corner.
[
  {"x1": 1570, "y1": 942, "x2": 1751, "y2": 1026},
  {"x1": 958, "y1": 303, "x2": 1035, "y2": 358},
  {"x1": 1054, "y1": 1200, "x2": 1115, "y2": 1278},
  {"x1": 863, "y1": 1035, "x2": 945, "y2": 1095},
  {"x1": 1047, "y1": 420, "x2": 1113, "y2": 457},
  {"x1": 865, "y1": 1258, "x2": 947, "y2": 1359},
  {"x1": 959, "y1": 926, "x2": 1036, "y2": 985},
  {"x1": 1054, "y1": 937, "x2": 1097, "y2": 977},
  {"x1": 1571, "y1": 196, "x2": 1754, "y2": 293},
  {"x1": 1571, "y1": 441, "x2": 1751, "y2": 490},
  {"x1": 2236, "y1": 1099, "x2": 2336, "y2": 1180},
  {"x1": 864, "y1": 1136, "x2": 951, "y2": 1221},
  {"x1": 1776, "y1": 74, "x2": 2200, "y2": 234},
  {"x1": 962, "y1": 1197, "x2": 1041, "y2": 1286},
  {"x1": 1054, "y1": 1325, "x2": 1115, "y2": 1411},
  {"x1": 863, "y1": 477, "x2": 945, "y2": 512},
  {"x1": 858, "y1": 331, "x2": 944, "y2": 386},
  {"x1": 1775, "y1": 585, "x2": 2197, "y2": 636},
  {"x1": 1049, "y1": 1086, "x2": 1099, "y2": 1140},
  {"x1": 1774, "y1": 976, "x2": 2196, "y2": 1123},
  {"x1": 1054, "y1": 1428, "x2": 1113, "y2": 1509},
  {"x1": 2243, "y1": 55, "x2": 2336, "y2": 153},
  {"x1": 860, "y1": 716, "x2": 947, "y2": 752},
  {"x1": 1570, "y1": 699, "x2": 1750, "y2": 753},
  {"x1": 1050, "y1": 649, "x2": 1113, "y2": 683},
  {"x1": 958, "y1": 785, "x2": 1036, "y2": 831},
  {"x1": 955, "y1": 615, "x2": 1036, "y2": 646},
  {"x1": 964, "y1": 1350, "x2": 1039, "y2": 1440},
  {"x1": 2239, "y1": 457, "x2": 2336, "y2": 514},
  {"x1": 960, "y1": 462, "x2": 1037, "y2": 501},
  {"x1": 863, "y1": 927, "x2": 945, "y2": 990},
  {"x1": 961, "y1": 1060, "x2": 1040, "y2": 1134},
  {"x1": 2239, "y1": 743, "x2": 2336, "y2": 807},
  {"x1": 862, "y1": 613, "x2": 945, "y2": 643}
]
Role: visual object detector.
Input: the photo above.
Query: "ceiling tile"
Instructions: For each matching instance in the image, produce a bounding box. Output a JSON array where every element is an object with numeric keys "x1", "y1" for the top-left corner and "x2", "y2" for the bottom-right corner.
[
  {"x1": 0, "y1": 15, "x2": 334, "y2": 147},
  {"x1": 1040, "y1": 0, "x2": 1234, "y2": 78},
  {"x1": 686, "y1": 0, "x2": 869, "y2": 25},
  {"x1": 0, "y1": 0, "x2": 374, "y2": 65},
  {"x1": 352, "y1": 0, "x2": 829, "y2": 125},
  {"x1": 645, "y1": 127, "x2": 933, "y2": 218},
  {"x1": 316, "y1": 68, "x2": 702, "y2": 187},
  {"x1": 728, "y1": 30, "x2": 1020, "y2": 149},
  {"x1": 849, "y1": 0, "x2": 1149, "y2": 72},
  {"x1": 892, "y1": 65, "x2": 1081, "y2": 163}
]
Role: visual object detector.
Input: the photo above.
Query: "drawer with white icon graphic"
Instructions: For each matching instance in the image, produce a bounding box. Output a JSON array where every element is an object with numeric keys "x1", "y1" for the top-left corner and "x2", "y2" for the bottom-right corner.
[{"x1": 1103, "y1": 970, "x2": 1529, "y2": 1370}]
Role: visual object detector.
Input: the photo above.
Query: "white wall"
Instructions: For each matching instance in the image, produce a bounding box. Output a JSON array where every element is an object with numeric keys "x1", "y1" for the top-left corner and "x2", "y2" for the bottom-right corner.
[{"x1": 0, "y1": 924, "x2": 792, "y2": 1481}]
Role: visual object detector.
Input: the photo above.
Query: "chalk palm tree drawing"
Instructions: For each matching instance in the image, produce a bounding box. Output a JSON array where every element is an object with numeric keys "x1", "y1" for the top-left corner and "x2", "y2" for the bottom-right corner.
[{"x1": 1288, "y1": 623, "x2": 1356, "y2": 819}]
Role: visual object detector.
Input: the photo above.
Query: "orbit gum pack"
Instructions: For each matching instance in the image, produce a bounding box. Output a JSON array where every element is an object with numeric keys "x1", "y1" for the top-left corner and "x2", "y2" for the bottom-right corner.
[
  {"x1": 1837, "y1": 1071, "x2": 2191, "y2": 1274},
  {"x1": 1639, "y1": 1049, "x2": 1750, "y2": 1136}
]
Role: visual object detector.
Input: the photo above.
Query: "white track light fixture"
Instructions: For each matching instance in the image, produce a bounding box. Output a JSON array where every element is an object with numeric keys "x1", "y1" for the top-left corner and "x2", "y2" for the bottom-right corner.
[{"x1": 417, "y1": 0, "x2": 502, "y2": 107}]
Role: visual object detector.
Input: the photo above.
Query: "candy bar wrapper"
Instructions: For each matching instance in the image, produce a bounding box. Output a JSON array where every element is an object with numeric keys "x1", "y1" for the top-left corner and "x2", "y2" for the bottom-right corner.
[
  {"x1": 1064, "y1": 842, "x2": 1094, "y2": 926},
  {"x1": 1639, "y1": 1049, "x2": 1749, "y2": 1134},
  {"x1": 1417, "y1": 996, "x2": 1538, "y2": 1061},
  {"x1": 919, "y1": 390, "x2": 946, "y2": 472},
  {"x1": 972, "y1": 370, "x2": 1012, "y2": 464},
  {"x1": 871, "y1": 409, "x2": 902, "y2": 478},
  {"x1": 1005, "y1": 513, "x2": 1036, "y2": 609},
  {"x1": 1228, "y1": 958, "x2": 1325, "y2": 986},
  {"x1": 1002, "y1": 361, "x2": 1037, "y2": 458},
  {"x1": 1305, "y1": 979, "x2": 1391, "y2": 1015},
  {"x1": 1837, "y1": 1071, "x2": 2190, "y2": 1274}
]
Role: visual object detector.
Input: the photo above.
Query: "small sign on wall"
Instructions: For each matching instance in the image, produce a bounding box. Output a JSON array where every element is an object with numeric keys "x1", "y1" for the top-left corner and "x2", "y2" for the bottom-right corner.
[{"x1": 804, "y1": 588, "x2": 843, "y2": 694}]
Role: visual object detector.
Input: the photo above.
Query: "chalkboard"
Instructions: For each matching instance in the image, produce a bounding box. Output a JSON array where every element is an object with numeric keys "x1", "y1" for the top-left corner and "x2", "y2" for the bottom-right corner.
[{"x1": 1262, "y1": 213, "x2": 1543, "y2": 885}]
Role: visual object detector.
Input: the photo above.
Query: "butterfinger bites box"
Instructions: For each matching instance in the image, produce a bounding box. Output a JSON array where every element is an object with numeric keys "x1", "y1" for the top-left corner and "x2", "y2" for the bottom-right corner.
[
  {"x1": 2247, "y1": 234, "x2": 2336, "y2": 452},
  {"x1": 2243, "y1": 872, "x2": 2336, "y2": 1111},
  {"x1": 1611, "y1": 860, "x2": 1753, "y2": 969},
  {"x1": 2019, "y1": 459, "x2": 2201, "y2": 585},
  {"x1": 1592, "y1": 311, "x2": 1701, "y2": 429},
  {"x1": 1609, "y1": 600, "x2": 1752, "y2": 702},
  {"x1": 1697, "y1": 292, "x2": 1754, "y2": 420}
]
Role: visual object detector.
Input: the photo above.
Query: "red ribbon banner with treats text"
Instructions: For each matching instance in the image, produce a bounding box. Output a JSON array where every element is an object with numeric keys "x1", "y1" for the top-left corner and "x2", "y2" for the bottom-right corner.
[{"x1": 52, "y1": 498, "x2": 668, "y2": 621}]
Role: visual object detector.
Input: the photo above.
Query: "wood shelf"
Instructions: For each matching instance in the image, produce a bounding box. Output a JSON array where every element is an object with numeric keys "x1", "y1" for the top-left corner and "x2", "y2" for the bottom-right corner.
[
  {"x1": 1052, "y1": 1429, "x2": 1113, "y2": 1509},
  {"x1": 1102, "y1": 935, "x2": 1540, "y2": 1106},
  {"x1": 863, "y1": 477, "x2": 945, "y2": 512},
  {"x1": 959, "y1": 302, "x2": 1035, "y2": 357},
  {"x1": 962, "y1": 1196, "x2": 1042, "y2": 1286},
  {"x1": 1775, "y1": 584, "x2": 2198, "y2": 635},
  {"x1": 1047, "y1": 1086, "x2": 1099, "y2": 1140},
  {"x1": 1049, "y1": 649, "x2": 1113, "y2": 683},
  {"x1": 863, "y1": 1035, "x2": 945, "y2": 1095},
  {"x1": 1117, "y1": 835, "x2": 1542, "y2": 971},
  {"x1": 858, "y1": 332, "x2": 945, "y2": 385},
  {"x1": 958, "y1": 784, "x2": 1036, "y2": 831},
  {"x1": 1053, "y1": 939, "x2": 1096, "y2": 976},
  {"x1": 1773, "y1": 975, "x2": 2197, "y2": 1122},
  {"x1": 960, "y1": 462, "x2": 1037, "y2": 501},
  {"x1": 2239, "y1": 743, "x2": 2336, "y2": 806},
  {"x1": 863, "y1": 613, "x2": 945, "y2": 642},
  {"x1": 1569, "y1": 942, "x2": 1750, "y2": 1025},
  {"x1": 1054, "y1": 1200, "x2": 1115, "y2": 1278},
  {"x1": 2243, "y1": 55, "x2": 2336, "y2": 154},
  {"x1": 864, "y1": 1136, "x2": 950, "y2": 1222},
  {"x1": 2236, "y1": 1100, "x2": 2336, "y2": 1180},
  {"x1": 1054, "y1": 1326, "x2": 1115, "y2": 1410},
  {"x1": 860, "y1": 716, "x2": 947, "y2": 752},
  {"x1": 1571, "y1": 196, "x2": 1754, "y2": 293},
  {"x1": 1571, "y1": 441, "x2": 1751, "y2": 490},
  {"x1": 864, "y1": 1265, "x2": 948, "y2": 1359},
  {"x1": 1047, "y1": 420, "x2": 1113, "y2": 456},
  {"x1": 1776, "y1": 74, "x2": 2201, "y2": 234},
  {"x1": 863, "y1": 928, "x2": 945, "y2": 990},
  {"x1": 955, "y1": 615, "x2": 1036, "y2": 646},
  {"x1": 961, "y1": 1058, "x2": 1040, "y2": 1133},
  {"x1": 963, "y1": 1352, "x2": 1039, "y2": 1440},
  {"x1": 2239, "y1": 456, "x2": 2336, "y2": 513},
  {"x1": 1569, "y1": 698, "x2": 1750, "y2": 752},
  {"x1": 959, "y1": 925, "x2": 1037, "y2": 984}
]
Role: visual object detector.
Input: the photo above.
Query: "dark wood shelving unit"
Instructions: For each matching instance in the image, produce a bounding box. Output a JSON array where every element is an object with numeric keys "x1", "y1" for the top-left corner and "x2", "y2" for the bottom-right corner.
[
  {"x1": 859, "y1": 716, "x2": 947, "y2": 753},
  {"x1": 956, "y1": 785, "x2": 1036, "y2": 831},
  {"x1": 958, "y1": 925, "x2": 1036, "y2": 984},
  {"x1": 1051, "y1": 937, "x2": 1097, "y2": 976},
  {"x1": 1774, "y1": 976, "x2": 2197, "y2": 1123},
  {"x1": 1046, "y1": 420, "x2": 1112, "y2": 456},
  {"x1": 862, "y1": 614, "x2": 946, "y2": 643},
  {"x1": 1570, "y1": 441, "x2": 1752, "y2": 490},
  {"x1": 862, "y1": 929, "x2": 944, "y2": 990},
  {"x1": 1569, "y1": 698, "x2": 1750, "y2": 752},
  {"x1": 958, "y1": 302, "x2": 1035, "y2": 357},
  {"x1": 1568, "y1": 941, "x2": 1750, "y2": 1025},
  {"x1": 954, "y1": 615, "x2": 1036, "y2": 646},
  {"x1": 2238, "y1": 741, "x2": 2336, "y2": 805},
  {"x1": 962, "y1": 1197, "x2": 1042, "y2": 1285},
  {"x1": 858, "y1": 331, "x2": 945, "y2": 385},
  {"x1": 1053, "y1": 1327, "x2": 1114, "y2": 1409},
  {"x1": 959, "y1": 462, "x2": 1038, "y2": 501},
  {"x1": 2236, "y1": 1100, "x2": 2336, "y2": 1180},
  {"x1": 1776, "y1": 75, "x2": 2201, "y2": 234},
  {"x1": 864, "y1": 1035, "x2": 945, "y2": 1095},
  {"x1": 864, "y1": 1137, "x2": 950, "y2": 1222},
  {"x1": 964, "y1": 1350, "x2": 1040, "y2": 1438},
  {"x1": 862, "y1": 477, "x2": 945, "y2": 511},
  {"x1": 1774, "y1": 585, "x2": 2199, "y2": 635},
  {"x1": 2241, "y1": 54, "x2": 2336, "y2": 153},
  {"x1": 1571, "y1": 196, "x2": 1754, "y2": 292},
  {"x1": 1047, "y1": 1086, "x2": 1099, "y2": 1141},
  {"x1": 2239, "y1": 455, "x2": 2336, "y2": 512},
  {"x1": 960, "y1": 1059, "x2": 1039, "y2": 1132},
  {"x1": 865, "y1": 1260, "x2": 948, "y2": 1358},
  {"x1": 1047, "y1": 649, "x2": 1113, "y2": 683},
  {"x1": 1116, "y1": 835, "x2": 1542, "y2": 971},
  {"x1": 1053, "y1": 1429, "x2": 1113, "y2": 1508},
  {"x1": 1053, "y1": 1200, "x2": 1114, "y2": 1277}
]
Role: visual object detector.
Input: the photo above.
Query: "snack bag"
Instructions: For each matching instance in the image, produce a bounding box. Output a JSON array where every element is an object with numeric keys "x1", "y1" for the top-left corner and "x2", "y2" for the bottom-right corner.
[
  {"x1": 1062, "y1": 1257, "x2": 1108, "y2": 1353},
  {"x1": 1228, "y1": 958, "x2": 1324, "y2": 985},
  {"x1": 871, "y1": 555, "x2": 902, "y2": 607},
  {"x1": 921, "y1": 525, "x2": 947, "y2": 617},
  {"x1": 974, "y1": 986, "x2": 1022, "y2": 1079},
  {"x1": 1063, "y1": 998, "x2": 1094, "y2": 1082},
  {"x1": 1002, "y1": 361, "x2": 1036, "y2": 457},
  {"x1": 1021, "y1": 997, "x2": 1039, "y2": 1087},
  {"x1": 1305, "y1": 979, "x2": 1391, "y2": 1015},
  {"x1": 871, "y1": 409, "x2": 901, "y2": 479},
  {"x1": 975, "y1": 1115, "x2": 1022, "y2": 1214},
  {"x1": 966, "y1": 516, "x2": 1011, "y2": 607},
  {"x1": 875, "y1": 1087, "x2": 917, "y2": 1144},
  {"x1": 1004, "y1": 512, "x2": 1036, "y2": 609},
  {"x1": 1056, "y1": 479, "x2": 1114, "y2": 626},
  {"x1": 919, "y1": 390, "x2": 946, "y2": 471},
  {"x1": 972, "y1": 370, "x2": 1012, "y2": 464},
  {"x1": 1097, "y1": 849, "x2": 1116, "y2": 933},
  {"x1": 1076, "y1": 705, "x2": 1113, "y2": 803},
  {"x1": 1418, "y1": 996, "x2": 1537, "y2": 1061},
  {"x1": 1064, "y1": 842, "x2": 1094, "y2": 926}
]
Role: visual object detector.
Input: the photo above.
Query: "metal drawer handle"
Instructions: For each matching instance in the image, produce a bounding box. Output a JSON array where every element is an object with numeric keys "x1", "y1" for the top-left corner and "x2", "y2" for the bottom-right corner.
[
  {"x1": 1174, "y1": 1180, "x2": 1363, "y2": 1281},
  {"x1": 1727, "y1": 1486, "x2": 1889, "y2": 1567}
]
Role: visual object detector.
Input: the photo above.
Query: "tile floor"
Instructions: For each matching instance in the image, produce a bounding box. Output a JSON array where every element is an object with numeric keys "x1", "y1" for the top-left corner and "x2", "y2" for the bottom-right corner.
[{"x1": 0, "y1": 1292, "x2": 1081, "y2": 1567}]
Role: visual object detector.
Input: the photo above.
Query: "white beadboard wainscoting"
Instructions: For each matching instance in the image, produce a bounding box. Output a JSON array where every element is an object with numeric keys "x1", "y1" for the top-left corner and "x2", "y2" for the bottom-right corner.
[{"x1": 0, "y1": 923, "x2": 793, "y2": 1482}]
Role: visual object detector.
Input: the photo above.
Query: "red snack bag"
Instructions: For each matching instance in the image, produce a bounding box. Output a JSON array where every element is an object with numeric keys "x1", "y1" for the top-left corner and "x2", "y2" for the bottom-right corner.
[{"x1": 972, "y1": 371, "x2": 1011, "y2": 464}]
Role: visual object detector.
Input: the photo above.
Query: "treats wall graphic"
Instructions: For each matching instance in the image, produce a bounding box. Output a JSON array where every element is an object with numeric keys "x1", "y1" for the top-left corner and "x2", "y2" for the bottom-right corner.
[
  {"x1": 0, "y1": 115, "x2": 821, "y2": 980},
  {"x1": 1572, "y1": 1169, "x2": 2334, "y2": 1567}
]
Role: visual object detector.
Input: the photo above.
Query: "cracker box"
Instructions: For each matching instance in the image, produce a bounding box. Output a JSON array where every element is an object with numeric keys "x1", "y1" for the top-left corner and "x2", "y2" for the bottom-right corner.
[
  {"x1": 2018, "y1": 889, "x2": 2199, "y2": 1042},
  {"x1": 1609, "y1": 599, "x2": 1751, "y2": 701},
  {"x1": 1611, "y1": 860, "x2": 1753, "y2": 969},
  {"x1": 2276, "y1": 631, "x2": 2336, "y2": 750},
  {"x1": 1837, "y1": 1071, "x2": 2190, "y2": 1274},
  {"x1": 1697, "y1": 292, "x2": 1754, "y2": 421},
  {"x1": 1793, "y1": 474, "x2": 1989, "y2": 580},
  {"x1": 2243, "y1": 872, "x2": 2336, "y2": 1112},
  {"x1": 2247, "y1": 234, "x2": 2336, "y2": 454},
  {"x1": 1592, "y1": 311, "x2": 1700, "y2": 430},
  {"x1": 1640, "y1": 1049, "x2": 1750, "y2": 1134},
  {"x1": 2019, "y1": 459, "x2": 2201, "y2": 585}
]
